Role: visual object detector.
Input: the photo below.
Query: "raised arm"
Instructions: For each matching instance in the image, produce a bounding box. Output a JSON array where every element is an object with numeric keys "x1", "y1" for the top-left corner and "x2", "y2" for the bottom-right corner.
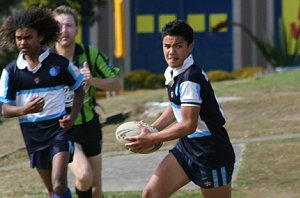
[{"x1": 80, "y1": 61, "x2": 121, "y2": 91}]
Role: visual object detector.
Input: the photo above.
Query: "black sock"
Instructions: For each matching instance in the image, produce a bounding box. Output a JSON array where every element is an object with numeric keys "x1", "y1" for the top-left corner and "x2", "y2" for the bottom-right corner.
[{"x1": 75, "y1": 187, "x2": 92, "y2": 198}]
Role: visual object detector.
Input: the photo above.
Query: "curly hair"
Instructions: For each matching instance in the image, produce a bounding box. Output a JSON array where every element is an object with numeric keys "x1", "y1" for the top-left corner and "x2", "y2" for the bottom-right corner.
[{"x1": 0, "y1": 7, "x2": 60, "y2": 49}]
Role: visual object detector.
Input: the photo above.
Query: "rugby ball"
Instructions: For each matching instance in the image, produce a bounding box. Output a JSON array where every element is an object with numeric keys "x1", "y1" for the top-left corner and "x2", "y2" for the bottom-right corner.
[{"x1": 115, "y1": 121, "x2": 163, "y2": 154}]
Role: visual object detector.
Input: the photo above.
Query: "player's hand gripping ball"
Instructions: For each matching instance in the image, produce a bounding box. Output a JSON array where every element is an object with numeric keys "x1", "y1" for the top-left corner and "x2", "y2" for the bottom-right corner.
[{"x1": 115, "y1": 121, "x2": 163, "y2": 154}]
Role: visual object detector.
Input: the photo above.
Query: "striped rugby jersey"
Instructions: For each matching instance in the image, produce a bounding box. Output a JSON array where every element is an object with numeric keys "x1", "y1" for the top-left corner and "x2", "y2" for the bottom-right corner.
[
  {"x1": 165, "y1": 55, "x2": 235, "y2": 168},
  {"x1": 0, "y1": 49, "x2": 83, "y2": 123}
]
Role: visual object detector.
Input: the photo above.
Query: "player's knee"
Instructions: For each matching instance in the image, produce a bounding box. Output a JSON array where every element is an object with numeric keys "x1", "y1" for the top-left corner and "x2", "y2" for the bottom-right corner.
[
  {"x1": 76, "y1": 172, "x2": 93, "y2": 190},
  {"x1": 142, "y1": 186, "x2": 155, "y2": 198}
]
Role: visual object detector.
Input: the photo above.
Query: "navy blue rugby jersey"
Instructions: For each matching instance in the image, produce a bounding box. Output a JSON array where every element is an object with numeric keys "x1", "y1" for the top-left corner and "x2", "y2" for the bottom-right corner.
[
  {"x1": 167, "y1": 61, "x2": 235, "y2": 168},
  {"x1": 0, "y1": 49, "x2": 83, "y2": 123}
]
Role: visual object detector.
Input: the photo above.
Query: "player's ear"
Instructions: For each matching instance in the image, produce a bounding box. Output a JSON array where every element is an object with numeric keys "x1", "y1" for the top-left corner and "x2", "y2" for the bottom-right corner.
[
  {"x1": 188, "y1": 42, "x2": 194, "y2": 53},
  {"x1": 76, "y1": 25, "x2": 79, "y2": 35},
  {"x1": 38, "y1": 35, "x2": 44, "y2": 43}
]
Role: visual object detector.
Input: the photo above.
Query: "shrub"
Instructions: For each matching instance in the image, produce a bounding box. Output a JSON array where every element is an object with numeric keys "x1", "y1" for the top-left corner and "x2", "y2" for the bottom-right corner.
[
  {"x1": 0, "y1": 49, "x2": 18, "y2": 76},
  {"x1": 144, "y1": 73, "x2": 165, "y2": 89},
  {"x1": 124, "y1": 69, "x2": 152, "y2": 90},
  {"x1": 232, "y1": 66, "x2": 263, "y2": 79},
  {"x1": 206, "y1": 70, "x2": 236, "y2": 82}
]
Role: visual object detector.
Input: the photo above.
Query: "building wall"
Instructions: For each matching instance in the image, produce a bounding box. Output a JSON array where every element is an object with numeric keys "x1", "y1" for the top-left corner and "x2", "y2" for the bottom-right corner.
[{"x1": 90, "y1": 0, "x2": 295, "y2": 75}]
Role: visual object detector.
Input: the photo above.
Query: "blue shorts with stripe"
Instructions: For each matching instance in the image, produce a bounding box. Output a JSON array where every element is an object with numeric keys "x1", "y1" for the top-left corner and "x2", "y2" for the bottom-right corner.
[
  {"x1": 29, "y1": 140, "x2": 74, "y2": 169},
  {"x1": 170, "y1": 144, "x2": 234, "y2": 189}
]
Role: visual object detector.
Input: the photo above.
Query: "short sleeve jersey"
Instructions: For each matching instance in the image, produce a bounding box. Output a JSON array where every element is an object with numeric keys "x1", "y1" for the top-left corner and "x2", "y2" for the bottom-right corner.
[
  {"x1": 0, "y1": 49, "x2": 83, "y2": 153},
  {"x1": 167, "y1": 59, "x2": 235, "y2": 168},
  {"x1": 65, "y1": 43, "x2": 120, "y2": 125},
  {"x1": 0, "y1": 49, "x2": 83, "y2": 123}
]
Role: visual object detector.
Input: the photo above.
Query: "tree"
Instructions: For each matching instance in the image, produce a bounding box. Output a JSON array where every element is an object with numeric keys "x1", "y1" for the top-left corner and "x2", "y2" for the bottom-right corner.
[
  {"x1": 212, "y1": 19, "x2": 300, "y2": 68},
  {"x1": 0, "y1": 0, "x2": 21, "y2": 18},
  {"x1": 0, "y1": 0, "x2": 107, "y2": 74},
  {"x1": 22, "y1": 0, "x2": 107, "y2": 25}
]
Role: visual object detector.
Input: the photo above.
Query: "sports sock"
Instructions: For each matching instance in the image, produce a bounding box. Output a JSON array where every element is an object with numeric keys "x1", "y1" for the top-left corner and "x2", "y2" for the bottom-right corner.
[
  {"x1": 75, "y1": 187, "x2": 92, "y2": 198},
  {"x1": 53, "y1": 188, "x2": 72, "y2": 198}
]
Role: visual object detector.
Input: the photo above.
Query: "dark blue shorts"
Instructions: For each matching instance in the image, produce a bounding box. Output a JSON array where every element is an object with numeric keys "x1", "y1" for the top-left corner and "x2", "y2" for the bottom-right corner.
[
  {"x1": 29, "y1": 140, "x2": 74, "y2": 169},
  {"x1": 170, "y1": 144, "x2": 234, "y2": 189},
  {"x1": 74, "y1": 115, "x2": 102, "y2": 157}
]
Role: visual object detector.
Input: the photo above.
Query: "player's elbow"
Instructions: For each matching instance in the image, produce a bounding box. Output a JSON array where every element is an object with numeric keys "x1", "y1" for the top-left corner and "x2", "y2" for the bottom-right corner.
[
  {"x1": 1, "y1": 104, "x2": 13, "y2": 118},
  {"x1": 183, "y1": 122, "x2": 198, "y2": 135},
  {"x1": 75, "y1": 85, "x2": 85, "y2": 97},
  {"x1": 112, "y1": 77, "x2": 122, "y2": 90}
]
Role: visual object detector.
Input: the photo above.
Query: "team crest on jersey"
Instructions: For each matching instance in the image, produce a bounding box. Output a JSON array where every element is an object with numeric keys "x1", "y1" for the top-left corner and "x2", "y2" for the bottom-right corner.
[
  {"x1": 49, "y1": 65, "x2": 61, "y2": 76},
  {"x1": 203, "y1": 180, "x2": 212, "y2": 187},
  {"x1": 170, "y1": 91, "x2": 174, "y2": 98},
  {"x1": 34, "y1": 77, "x2": 40, "y2": 84}
]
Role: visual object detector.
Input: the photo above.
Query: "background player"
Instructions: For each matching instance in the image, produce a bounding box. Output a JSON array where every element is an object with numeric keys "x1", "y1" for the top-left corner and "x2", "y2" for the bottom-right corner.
[
  {"x1": 0, "y1": 7, "x2": 85, "y2": 198},
  {"x1": 53, "y1": 5, "x2": 121, "y2": 198}
]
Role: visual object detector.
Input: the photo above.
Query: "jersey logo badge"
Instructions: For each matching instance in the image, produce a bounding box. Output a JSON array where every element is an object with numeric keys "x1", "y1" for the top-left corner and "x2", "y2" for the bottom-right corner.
[
  {"x1": 34, "y1": 77, "x2": 40, "y2": 84},
  {"x1": 49, "y1": 65, "x2": 60, "y2": 77},
  {"x1": 203, "y1": 180, "x2": 212, "y2": 187},
  {"x1": 170, "y1": 91, "x2": 174, "y2": 98}
]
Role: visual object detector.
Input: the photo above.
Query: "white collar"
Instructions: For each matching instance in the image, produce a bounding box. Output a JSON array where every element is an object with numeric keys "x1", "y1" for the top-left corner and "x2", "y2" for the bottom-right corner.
[
  {"x1": 16, "y1": 48, "x2": 50, "y2": 73},
  {"x1": 164, "y1": 54, "x2": 194, "y2": 86}
]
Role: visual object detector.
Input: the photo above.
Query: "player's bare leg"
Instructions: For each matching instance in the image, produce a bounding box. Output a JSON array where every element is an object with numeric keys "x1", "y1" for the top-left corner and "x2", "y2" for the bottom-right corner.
[
  {"x1": 37, "y1": 169, "x2": 53, "y2": 197},
  {"x1": 51, "y1": 151, "x2": 70, "y2": 195},
  {"x1": 142, "y1": 153, "x2": 191, "y2": 198},
  {"x1": 201, "y1": 182, "x2": 232, "y2": 198},
  {"x1": 89, "y1": 153, "x2": 102, "y2": 198},
  {"x1": 69, "y1": 143, "x2": 93, "y2": 191}
]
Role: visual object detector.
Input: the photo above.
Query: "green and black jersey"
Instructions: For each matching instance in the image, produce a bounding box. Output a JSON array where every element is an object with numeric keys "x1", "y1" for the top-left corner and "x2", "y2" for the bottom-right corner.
[{"x1": 65, "y1": 43, "x2": 120, "y2": 125}]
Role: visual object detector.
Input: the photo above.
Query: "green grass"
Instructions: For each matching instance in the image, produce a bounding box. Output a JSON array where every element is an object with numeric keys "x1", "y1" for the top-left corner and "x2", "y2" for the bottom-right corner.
[
  {"x1": 234, "y1": 139, "x2": 300, "y2": 198},
  {"x1": 0, "y1": 70, "x2": 300, "y2": 197},
  {"x1": 213, "y1": 69, "x2": 300, "y2": 97}
]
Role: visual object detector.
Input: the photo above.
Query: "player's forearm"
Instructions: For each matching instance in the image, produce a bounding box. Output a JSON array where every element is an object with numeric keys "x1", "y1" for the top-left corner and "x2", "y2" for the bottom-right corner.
[
  {"x1": 89, "y1": 77, "x2": 121, "y2": 90},
  {"x1": 69, "y1": 86, "x2": 84, "y2": 121},
  {"x1": 2, "y1": 103, "x2": 25, "y2": 118},
  {"x1": 152, "y1": 119, "x2": 196, "y2": 144},
  {"x1": 151, "y1": 105, "x2": 199, "y2": 143},
  {"x1": 151, "y1": 104, "x2": 176, "y2": 131}
]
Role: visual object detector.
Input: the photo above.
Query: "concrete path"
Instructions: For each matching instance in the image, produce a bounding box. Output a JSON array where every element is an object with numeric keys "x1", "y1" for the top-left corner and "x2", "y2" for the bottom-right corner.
[
  {"x1": 68, "y1": 144, "x2": 245, "y2": 192},
  {"x1": 68, "y1": 132, "x2": 300, "y2": 192}
]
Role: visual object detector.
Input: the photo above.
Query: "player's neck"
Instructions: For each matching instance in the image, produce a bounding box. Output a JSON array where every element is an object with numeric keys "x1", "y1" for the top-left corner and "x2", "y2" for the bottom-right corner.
[
  {"x1": 55, "y1": 43, "x2": 75, "y2": 60},
  {"x1": 23, "y1": 49, "x2": 42, "y2": 69}
]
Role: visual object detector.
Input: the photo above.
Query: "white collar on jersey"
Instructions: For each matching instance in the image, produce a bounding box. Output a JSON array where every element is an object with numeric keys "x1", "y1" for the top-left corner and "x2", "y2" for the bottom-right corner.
[
  {"x1": 164, "y1": 54, "x2": 194, "y2": 86},
  {"x1": 17, "y1": 48, "x2": 50, "y2": 73}
]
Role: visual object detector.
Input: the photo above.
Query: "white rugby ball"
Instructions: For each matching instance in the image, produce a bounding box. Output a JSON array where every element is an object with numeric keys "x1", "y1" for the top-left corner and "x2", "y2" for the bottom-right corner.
[{"x1": 115, "y1": 121, "x2": 163, "y2": 154}]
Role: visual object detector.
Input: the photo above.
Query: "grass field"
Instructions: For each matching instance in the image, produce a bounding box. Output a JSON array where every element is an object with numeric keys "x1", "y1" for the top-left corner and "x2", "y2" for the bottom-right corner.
[{"x1": 0, "y1": 69, "x2": 300, "y2": 197}]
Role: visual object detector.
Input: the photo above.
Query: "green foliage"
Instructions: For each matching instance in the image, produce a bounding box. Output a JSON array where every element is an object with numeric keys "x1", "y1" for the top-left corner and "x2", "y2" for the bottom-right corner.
[
  {"x1": 0, "y1": 1, "x2": 107, "y2": 75},
  {"x1": 124, "y1": 70, "x2": 165, "y2": 90},
  {"x1": 125, "y1": 67, "x2": 264, "y2": 88},
  {"x1": 0, "y1": 49, "x2": 18, "y2": 75},
  {"x1": 144, "y1": 73, "x2": 165, "y2": 89},
  {"x1": 212, "y1": 18, "x2": 300, "y2": 67},
  {"x1": 124, "y1": 69, "x2": 152, "y2": 90},
  {"x1": 0, "y1": 0, "x2": 107, "y2": 25},
  {"x1": 232, "y1": 66, "x2": 263, "y2": 79},
  {"x1": 0, "y1": 0, "x2": 20, "y2": 18},
  {"x1": 206, "y1": 70, "x2": 236, "y2": 82},
  {"x1": 206, "y1": 67, "x2": 263, "y2": 82},
  {"x1": 22, "y1": 0, "x2": 106, "y2": 25}
]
